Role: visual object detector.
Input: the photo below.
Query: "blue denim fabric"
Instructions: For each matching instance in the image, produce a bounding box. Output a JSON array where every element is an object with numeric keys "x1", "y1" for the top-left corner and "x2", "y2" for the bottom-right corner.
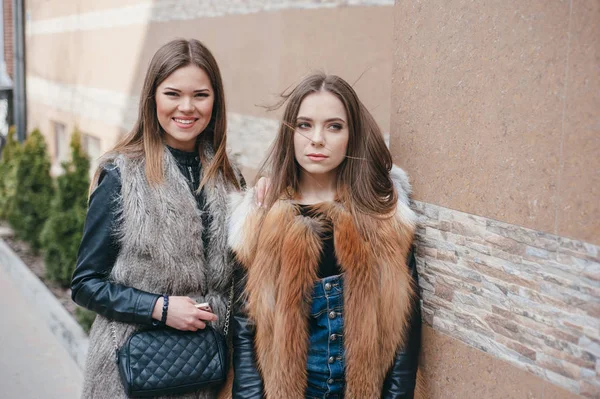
[{"x1": 305, "y1": 274, "x2": 346, "y2": 399}]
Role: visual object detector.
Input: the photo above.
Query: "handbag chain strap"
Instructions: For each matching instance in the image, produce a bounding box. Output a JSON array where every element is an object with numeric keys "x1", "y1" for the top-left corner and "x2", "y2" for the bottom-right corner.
[
  {"x1": 110, "y1": 277, "x2": 235, "y2": 361},
  {"x1": 110, "y1": 319, "x2": 119, "y2": 361},
  {"x1": 223, "y1": 276, "x2": 235, "y2": 336}
]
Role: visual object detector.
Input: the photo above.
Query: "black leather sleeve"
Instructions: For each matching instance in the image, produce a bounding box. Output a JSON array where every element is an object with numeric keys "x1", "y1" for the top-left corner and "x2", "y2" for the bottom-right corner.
[
  {"x1": 381, "y1": 247, "x2": 422, "y2": 399},
  {"x1": 231, "y1": 265, "x2": 265, "y2": 399},
  {"x1": 70, "y1": 166, "x2": 160, "y2": 324}
]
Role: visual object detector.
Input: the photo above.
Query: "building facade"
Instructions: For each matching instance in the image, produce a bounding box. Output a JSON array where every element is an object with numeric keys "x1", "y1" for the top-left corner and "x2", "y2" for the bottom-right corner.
[{"x1": 25, "y1": 0, "x2": 599, "y2": 397}]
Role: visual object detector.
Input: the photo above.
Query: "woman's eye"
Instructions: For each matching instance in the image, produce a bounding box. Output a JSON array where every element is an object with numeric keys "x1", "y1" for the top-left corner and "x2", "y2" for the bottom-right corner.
[
  {"x1": 195, "y1": 93, "x2": 209, "y2": 98},
  {"x1": 329, "y1": 123, "x2": 342, "y2": 131},
  {"x1": 165, "y1": 92, "x2": 178, "y2": 97},
  {"x1": 296, "y1": 122, "x2": 310, "y2": 129}
]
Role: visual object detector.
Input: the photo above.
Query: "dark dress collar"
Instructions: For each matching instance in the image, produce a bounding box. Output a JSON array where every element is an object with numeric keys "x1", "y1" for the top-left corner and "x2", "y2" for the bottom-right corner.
[{"x1": 166, "y1": 145, "x2": 200, "y2": 167}]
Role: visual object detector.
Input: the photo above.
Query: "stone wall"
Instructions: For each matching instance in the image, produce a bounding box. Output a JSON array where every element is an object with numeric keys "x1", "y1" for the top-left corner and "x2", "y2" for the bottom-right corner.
[{"x1": 414, "y1": 200, "x2": 600, "y2": 397}]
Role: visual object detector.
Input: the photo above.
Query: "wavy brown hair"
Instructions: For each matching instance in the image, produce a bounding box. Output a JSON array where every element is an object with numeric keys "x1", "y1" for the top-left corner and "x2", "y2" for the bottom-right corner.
[
  {"x1": 259, "y1": 73, "x2": 397, "y2": 217},
  {"x1": 93, "y1": 38, "x2": 239, "y2": 190}
]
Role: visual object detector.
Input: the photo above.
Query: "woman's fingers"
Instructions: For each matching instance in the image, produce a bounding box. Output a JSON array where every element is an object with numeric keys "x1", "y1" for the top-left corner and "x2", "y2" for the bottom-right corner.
[
  {"x1": 255, "y1": 177, "x2": 271, "y2": 207},
  {"x1": 162, "y1": 296, "x2": 220, "y2": 331},
  {"x1": 183, "y1": 307, "x2": 216, "y2": 331},
  {"x1": 196, "y1": 309, "x2": 218, "y2": 322},
  {"x1": 196, "y1": 320, "x2": 207, "y2": 330},
  {"x1": 189, "y1": 320, "x2": 206, "y2": 331}
]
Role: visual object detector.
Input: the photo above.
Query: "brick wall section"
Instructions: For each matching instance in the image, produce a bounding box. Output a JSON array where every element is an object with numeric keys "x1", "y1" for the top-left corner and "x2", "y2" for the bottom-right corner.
[
  {"x1": 3, "y1": 0, "x2": 13, "y2": 79},
  {"x1": 413, "y1": 200, "x2": 600, "y2": 398}
]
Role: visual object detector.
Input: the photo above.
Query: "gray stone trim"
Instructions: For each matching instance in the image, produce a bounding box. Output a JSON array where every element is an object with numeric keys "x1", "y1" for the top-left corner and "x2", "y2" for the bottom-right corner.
[
  {"x1": 27, "y1": 0, "x2": 394, "y2": 36},
  {"x1": 413, "y1": 200, "x2": 600, "y2": 397},
  {"x1": 27, "y1": 76, "x2": 139, "y2": 131},
  {"x1": 0, "y1": 239, "x2": 89, "y2": 370},
  {"x1": 27, "y1": 75, "x2": 391, "y2": 170},
  {"x1": 228, "y1": 113, "x2": 280, "y2": 171}
]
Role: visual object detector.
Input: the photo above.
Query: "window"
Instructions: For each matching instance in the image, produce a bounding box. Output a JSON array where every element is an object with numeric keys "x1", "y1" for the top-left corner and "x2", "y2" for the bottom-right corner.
[
  {"x1": 53, "y1": 121, "x2": 68, "y2": 174},
  {"x1": 82, "y1": 133, "x2": 102, "y2": 176}
]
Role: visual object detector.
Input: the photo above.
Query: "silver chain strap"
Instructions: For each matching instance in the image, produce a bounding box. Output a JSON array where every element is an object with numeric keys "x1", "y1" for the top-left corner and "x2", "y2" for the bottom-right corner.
[
  {"x1": 223, "y1": 277, "x2": 235, "y2": 337},
  {"x1": 110, "y1": 319, "x2": 119, "y2": 356},
  {"x1": 110, "y1": 278, "x2": 235, "y2": 359}
]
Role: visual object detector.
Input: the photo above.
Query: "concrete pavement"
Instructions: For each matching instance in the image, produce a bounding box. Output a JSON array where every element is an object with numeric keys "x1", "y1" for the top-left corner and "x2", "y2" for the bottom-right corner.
[{"x1": 0, "y1": 262, "x2": 83, "y2": 398}]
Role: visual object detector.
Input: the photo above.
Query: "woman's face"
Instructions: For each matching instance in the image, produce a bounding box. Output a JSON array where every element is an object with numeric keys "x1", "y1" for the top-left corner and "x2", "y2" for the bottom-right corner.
[
  {"x1": 155, "y1": 64, "x2": 214, "y2": 152},
  {"x1": 293, "y1": 90, "x2": 349, "y2": 180}
]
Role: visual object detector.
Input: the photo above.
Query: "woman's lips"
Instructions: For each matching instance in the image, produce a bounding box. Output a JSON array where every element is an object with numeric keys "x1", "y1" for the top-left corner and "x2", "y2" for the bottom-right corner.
[
  {"x1": 173, "y1": 117, "x2": 198, "y2": 129},
  {"x1": 307, "y1": 154, "x2": 328, "y2": 162}
]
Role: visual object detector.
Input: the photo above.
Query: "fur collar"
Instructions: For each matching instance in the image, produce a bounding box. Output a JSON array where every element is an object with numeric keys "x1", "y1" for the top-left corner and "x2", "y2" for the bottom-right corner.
[{"x1": 228, "y1": 166, "x2": 417, "y2": 398}]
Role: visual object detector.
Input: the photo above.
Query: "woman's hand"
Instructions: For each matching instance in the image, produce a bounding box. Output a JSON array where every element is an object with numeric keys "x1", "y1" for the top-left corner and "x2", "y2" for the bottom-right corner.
[
  {"x1": 255, "y1": 176, "x2": 271, "y2": 207},
  {"x1": 152, "y1": 296, "x2": 218, "y2": 331}
]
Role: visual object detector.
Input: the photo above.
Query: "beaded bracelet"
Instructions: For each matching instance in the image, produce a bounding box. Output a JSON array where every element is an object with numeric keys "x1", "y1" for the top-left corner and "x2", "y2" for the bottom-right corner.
[
  {"x1": 152, "y1": 294, "x2": 169, "y2": 327},
  {"x1": 160, "y1": 294, "x2": 169, "y2": 327}
]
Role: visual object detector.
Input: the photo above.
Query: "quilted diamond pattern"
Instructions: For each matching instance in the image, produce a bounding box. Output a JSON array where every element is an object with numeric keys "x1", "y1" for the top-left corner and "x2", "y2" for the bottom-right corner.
[{"x1": 118, "y1": 327, "x2": 227, "y2": 397}]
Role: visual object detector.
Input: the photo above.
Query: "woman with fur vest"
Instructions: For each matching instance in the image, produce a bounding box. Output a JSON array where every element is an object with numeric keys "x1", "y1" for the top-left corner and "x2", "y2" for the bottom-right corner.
[
  {"x1": 228, "y1": 73, "x2": 422, "y2": 399},
  {"x1": 71, "y1": 39, "x2": 243, "y2": 398}
]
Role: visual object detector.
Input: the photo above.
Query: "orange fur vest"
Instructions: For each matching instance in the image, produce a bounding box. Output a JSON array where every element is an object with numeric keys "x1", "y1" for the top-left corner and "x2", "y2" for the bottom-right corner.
[{"x1": 228, "y1": 167, "x2": 417, "y2": 398}]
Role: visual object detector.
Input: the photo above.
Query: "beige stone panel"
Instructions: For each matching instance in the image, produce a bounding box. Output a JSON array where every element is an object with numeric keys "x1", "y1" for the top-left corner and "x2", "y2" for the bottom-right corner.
[
  {"x1": 92, "y1": 6, "x2": 393, "y2": 130},
  {"x1": 27, "y1": 0, "x2": 147, "y2": 21},
  {"x1": 390, "y1": 1, "x2": 569, "y2": 237},
  {"x1": 420, "y1": 325, "x2": 582, "y2": 398},
  {"x1": 276, "y1": 7, "x2": 393, "y2": 132},
  {"x1": 26, "y1": 25, "x2": 148, "y2": 93},
  {"x1": 555, "y1": 0, "x2": 600, "y2": 245}
]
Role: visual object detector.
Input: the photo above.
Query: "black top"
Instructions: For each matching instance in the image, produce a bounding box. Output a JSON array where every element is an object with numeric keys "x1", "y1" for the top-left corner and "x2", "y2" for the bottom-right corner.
[
  {"x1": 70, "y1": 146, "x2": 211, "y2": 324},
  {"x1": 297, "y1": 204, "x2": 342, "y2": 278}
]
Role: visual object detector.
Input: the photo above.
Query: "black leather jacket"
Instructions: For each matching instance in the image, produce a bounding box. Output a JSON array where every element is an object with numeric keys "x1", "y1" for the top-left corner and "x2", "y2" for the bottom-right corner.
[
  {"x1": 232, "y1": 249, "x2": 422, "y2": 399},
  {"x1": 71, "y1": 147, "x2": 209, "y2": 324}
]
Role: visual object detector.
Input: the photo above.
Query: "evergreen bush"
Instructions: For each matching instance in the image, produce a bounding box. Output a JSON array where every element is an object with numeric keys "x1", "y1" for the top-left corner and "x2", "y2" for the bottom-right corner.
[
  {"x1": 41, "y1": 130, "x2": 90, "y2": 287},
  {"x1": 75, "y1": 306, "x2": 96, "y2": 333},
  {"x1": 0, "y1": 127, "x2": 21, "y2": 220},
  {"x1": 8, "y1": 129, "x2": 54, "y2": 251}
]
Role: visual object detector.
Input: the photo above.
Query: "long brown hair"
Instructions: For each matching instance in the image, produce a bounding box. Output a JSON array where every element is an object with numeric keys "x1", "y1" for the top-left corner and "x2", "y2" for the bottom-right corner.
[
  {"x1": 259, "y1": 73, "x2": 397, "y2": 216},
  {"x1": 93, "y1": 38, "x2": 239, "y2": 190}
]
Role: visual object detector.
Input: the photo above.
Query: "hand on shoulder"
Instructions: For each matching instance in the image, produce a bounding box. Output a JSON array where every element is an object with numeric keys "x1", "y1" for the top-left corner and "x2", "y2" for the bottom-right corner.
[{"x1": 254, "y1": 176, "x2": 271, "y2": 207}]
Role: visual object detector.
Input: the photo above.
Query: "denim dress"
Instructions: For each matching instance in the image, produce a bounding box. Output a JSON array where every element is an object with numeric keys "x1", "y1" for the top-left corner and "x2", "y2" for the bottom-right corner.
[
  {"x1": 300, "y1": 205, "x2": 346, "y2": 399},
  {"x1": 305, "y1": 274, "x2": 346, "y2": 399}
]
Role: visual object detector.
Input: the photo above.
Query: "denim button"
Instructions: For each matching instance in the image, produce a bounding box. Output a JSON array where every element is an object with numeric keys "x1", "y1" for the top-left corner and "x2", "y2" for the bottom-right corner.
[
  {"x1": 324, "y1": 282, "x2": 332, "y2": 291},
  {"x1": 330, "y1": 334, "x2": 336, "y2": 341},
  {"x1": 328, "y1": 378, "x2": 334, "y2": 384},
  {"x1": 328, "y1": 311, "x2": 336, "y2": 319},
  {"x1": 328, "y1": 356, "x2": 335, "y2": 364}
]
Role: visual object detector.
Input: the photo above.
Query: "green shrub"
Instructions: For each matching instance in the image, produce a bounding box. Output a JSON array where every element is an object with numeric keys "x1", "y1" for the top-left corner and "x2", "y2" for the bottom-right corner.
[
  {"x1": 8, "y1": 129, "x2": 54, "y2": 250},
  {"x1": 0, "y1": 127, "x2": 22, "y2": 220},
  {"x1": 75, "y1": 306, "x2": 96, "y2": 333},
  {"x1": 41, "y1": 130, "x2": 90, "y2": 287}
]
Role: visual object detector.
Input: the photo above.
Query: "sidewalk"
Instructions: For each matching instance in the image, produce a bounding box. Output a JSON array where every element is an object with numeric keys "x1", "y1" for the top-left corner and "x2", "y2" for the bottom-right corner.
[{"x1": 0, "y1": 262, "x2": 83, "y2": 398}]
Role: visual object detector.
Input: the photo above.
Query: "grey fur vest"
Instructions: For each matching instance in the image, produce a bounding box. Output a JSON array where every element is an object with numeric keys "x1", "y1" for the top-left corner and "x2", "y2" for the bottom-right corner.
[{"x1": 82, "y1": 148, "x2": 238, "y2": 399}]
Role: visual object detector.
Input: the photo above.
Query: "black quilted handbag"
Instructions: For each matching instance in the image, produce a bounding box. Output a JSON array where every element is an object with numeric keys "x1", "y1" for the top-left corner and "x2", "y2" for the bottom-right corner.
[{"x1": 110, "y1": 282, "x2": 234, "y2": 398}]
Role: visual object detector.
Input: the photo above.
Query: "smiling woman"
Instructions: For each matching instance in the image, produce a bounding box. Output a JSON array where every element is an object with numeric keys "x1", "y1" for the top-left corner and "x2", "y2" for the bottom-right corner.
[
  {"x1": 156, "y1": 64, "x2": 215, "y2": 152},
  {"x1": 70, "y1": 39, "x2": 244, "y2": 399}
]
